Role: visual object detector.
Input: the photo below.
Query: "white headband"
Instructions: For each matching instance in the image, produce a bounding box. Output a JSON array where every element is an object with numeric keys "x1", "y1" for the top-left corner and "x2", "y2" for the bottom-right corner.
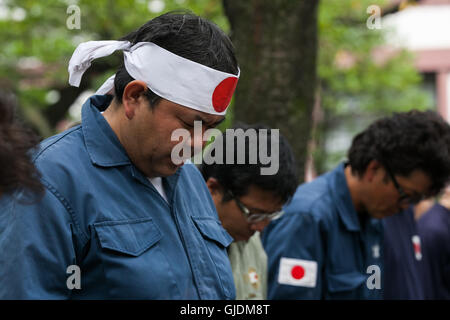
[{"x1": 68, "y1": 40, "x2": 240, "y2": 115}]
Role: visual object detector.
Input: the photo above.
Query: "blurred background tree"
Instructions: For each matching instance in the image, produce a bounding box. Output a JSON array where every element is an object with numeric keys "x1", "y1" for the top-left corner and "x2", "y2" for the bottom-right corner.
[
  {"x1": 223, "y1": 0, "x2": 319, "y2": 182},
  {"x1": 0, "y1": 0, "x2": 433, "y2": 181},
  {"x1": 313, "y1": 0, "x2": 432, "y2": 175},
  {"x1": 0, "y1": 0, "x2": 229, "y2": 136}
]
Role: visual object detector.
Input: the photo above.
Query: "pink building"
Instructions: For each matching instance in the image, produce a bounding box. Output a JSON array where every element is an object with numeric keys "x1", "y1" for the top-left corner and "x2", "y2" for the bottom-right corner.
[{"x1": 384, "y1": 0, "x2": 450, "y2": 120}]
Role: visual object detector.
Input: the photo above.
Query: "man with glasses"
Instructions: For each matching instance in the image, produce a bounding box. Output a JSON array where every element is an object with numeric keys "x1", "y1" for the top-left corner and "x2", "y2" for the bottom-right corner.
[
  {"x1": 417, "y1": 187, "x2": 450, "y2": 299},
  {"x1": 262, "y1": 110, "x2": 450, "y2": 299},
  {"x1": 384, "y1": 162, "x2": 429, "y2": 207},
  {"x1": 198, "y1": 123, "x2": 298, "y2": 299}
]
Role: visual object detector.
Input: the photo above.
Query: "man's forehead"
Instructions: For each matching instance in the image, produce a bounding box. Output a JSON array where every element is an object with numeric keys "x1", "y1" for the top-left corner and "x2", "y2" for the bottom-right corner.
[
  {"x1": 172, "y1": 102, "x2": 225, "y2": 123},
  {"x1": 243, "y1": 186, "x2": 284, "y2": 210}
]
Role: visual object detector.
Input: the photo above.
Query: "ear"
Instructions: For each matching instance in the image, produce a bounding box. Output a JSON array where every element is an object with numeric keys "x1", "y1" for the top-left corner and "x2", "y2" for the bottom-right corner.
[
  {"x1": 205, "y1": 177, "x2": 225, "y2": 199},
  {"x1": 122, "y1": 80, "x2": 148, "y2": 119},
  {"x1": 363, "y1": 159, "x2": 382, "y2": 182}
]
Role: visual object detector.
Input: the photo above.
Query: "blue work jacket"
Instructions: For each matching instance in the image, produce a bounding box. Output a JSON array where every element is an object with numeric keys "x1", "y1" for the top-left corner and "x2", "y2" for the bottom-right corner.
[
  {"x1": 0, "y1": 95, "x2": 235, "y2": 300},
  {"x1": 262, "y1": 163, "x2": 383, "y2": 299},
  {"x1": 418, "y1": 203, "x2": 450, "y2": 299},
  {"x1": 383, "y1": 206, "x2": 425, "y2": 299}
]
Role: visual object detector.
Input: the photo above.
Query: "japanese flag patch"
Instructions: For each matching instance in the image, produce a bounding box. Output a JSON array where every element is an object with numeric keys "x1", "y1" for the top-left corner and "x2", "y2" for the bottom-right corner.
[
  {"x1": 411, "y1": 235, "x2": 422, "y2": 261},
  {"x1": 278, "y1": 257, "x2": 318, "y2": 288}
]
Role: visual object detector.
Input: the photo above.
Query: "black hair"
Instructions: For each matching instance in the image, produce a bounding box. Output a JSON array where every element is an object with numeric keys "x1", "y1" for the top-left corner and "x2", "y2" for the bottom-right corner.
[
  {"x1": 0, "y1": 91, "x2": 43, "y2": 197},
  {"x1": 198, "y1": 123, "x2": 298, "y2": 204},
  {"x1": 348, "y1": 110, "x2": 450, "y2": 195},
  {"x1": 114, "y1": 11, "x2": 239, "y2": 106}
]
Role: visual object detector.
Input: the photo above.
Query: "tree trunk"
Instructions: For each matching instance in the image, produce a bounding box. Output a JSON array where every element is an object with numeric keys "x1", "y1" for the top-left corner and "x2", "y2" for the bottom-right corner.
[{"x1": 223, "y1": 0, "x2": 319, "y2": 182}]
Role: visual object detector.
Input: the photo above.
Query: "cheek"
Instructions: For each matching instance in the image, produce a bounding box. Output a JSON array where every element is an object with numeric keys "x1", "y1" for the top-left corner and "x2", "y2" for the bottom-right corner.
[
  {"x1": 371, "y1": 183, "x2": 395, "y2": 205},
  {"x1": 147, "y1": 124, "x2": 179, "y2": 155},
  {"x1": 221, "y1": 204, "x2": 247, "y2": 228},
  {"x1": 375, "y1": 192, "x2": 401, "y2": 216},
  {"x1": 384, "y1": 191, "x2": 400, "y2": 208},
  {"x1": 262, "y1": 220, "x2": 271, "y2": 229},
  {"x1": 376, "y1": 195, "x2": 396, "y2": 211},
  {"x1": 165, "y1": 125, "x2": 193, "y2": 151}
]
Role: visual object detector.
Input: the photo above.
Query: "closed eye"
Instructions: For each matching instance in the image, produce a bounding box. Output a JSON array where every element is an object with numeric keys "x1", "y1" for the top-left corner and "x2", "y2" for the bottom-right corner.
[{"x1": 178, "y1": 117, "x2": 194, "y2": 128}]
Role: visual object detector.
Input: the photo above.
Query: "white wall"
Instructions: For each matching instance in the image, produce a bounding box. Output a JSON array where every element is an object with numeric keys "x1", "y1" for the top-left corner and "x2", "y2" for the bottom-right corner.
[{"x1": 383, "y1": 5, "x2": 450, "y2": 50}]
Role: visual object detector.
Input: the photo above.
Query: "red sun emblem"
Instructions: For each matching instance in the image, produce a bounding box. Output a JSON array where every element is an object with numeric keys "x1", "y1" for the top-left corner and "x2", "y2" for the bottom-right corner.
[
  {"x1": 291, "y1": 265, "x2": 305, "y2": 280},
  {"x1": 212, "y1": 77, "x2": 238, "y2": 112}
]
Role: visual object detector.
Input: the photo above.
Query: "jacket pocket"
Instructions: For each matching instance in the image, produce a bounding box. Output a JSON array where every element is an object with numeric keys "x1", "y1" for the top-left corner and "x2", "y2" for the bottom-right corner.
[
  {"x1": 92, "y1": 218, "x2": 181, "y2": 298},
  {"x1": 326, "y1": 271, "x2": 367, "y2": 298},
  {"x1": 192, "y1": 217, "x2": 234, "y2": 248},
  {"x1": 94, "y1": 218, "x2": 162, "y2": 256}
]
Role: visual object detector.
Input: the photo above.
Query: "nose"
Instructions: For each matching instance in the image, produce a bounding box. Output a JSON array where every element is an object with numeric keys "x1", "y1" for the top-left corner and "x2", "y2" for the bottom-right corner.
[
  {"x1": 186, "y1": 130, "x2": 207, "y2": 161},
  {"x1": 189, "y1": 127, "x2": 207, "y2": 149},
  {"x1": 193, "y1": 132, "x2": 205, "y2": 148},
  {"x1": 250, "y1": 220, "x2": 271, "y2": 233}
]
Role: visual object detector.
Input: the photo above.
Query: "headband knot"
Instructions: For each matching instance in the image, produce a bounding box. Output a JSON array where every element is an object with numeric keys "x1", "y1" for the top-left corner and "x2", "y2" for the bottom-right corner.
[{"x1": 68, "y1": 40, "x2": 239, "y2": 115}]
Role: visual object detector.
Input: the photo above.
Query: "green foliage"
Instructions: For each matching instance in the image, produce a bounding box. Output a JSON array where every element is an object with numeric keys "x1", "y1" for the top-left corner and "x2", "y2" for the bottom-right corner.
[
  {"x1": 319, "y1": 0, "x2": 431, "y2": 113},
  {"x1": 0, "y1": 0, "x2": 228, "y2": 136},
  {"x1": 316, "y1": 0, "x2": 434, "y2": 172},
  {"x1": 1, "y1": 0, "x2": 433, "y2": 172}
]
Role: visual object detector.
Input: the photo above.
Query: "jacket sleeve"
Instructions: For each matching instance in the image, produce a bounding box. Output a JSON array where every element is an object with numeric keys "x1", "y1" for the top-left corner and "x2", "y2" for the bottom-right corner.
[
  {"x1": 0, "y1": 186, "x2": 81, "y2": 299},
  {"x1": 262, "y1": 210, "x2": 325, "y2": 299}
]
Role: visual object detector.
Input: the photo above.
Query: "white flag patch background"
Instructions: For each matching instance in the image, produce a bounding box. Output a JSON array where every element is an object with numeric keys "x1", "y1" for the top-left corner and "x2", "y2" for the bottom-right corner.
[{"x1": 278, "y1": 257, "x2": 318, "y2": 288}]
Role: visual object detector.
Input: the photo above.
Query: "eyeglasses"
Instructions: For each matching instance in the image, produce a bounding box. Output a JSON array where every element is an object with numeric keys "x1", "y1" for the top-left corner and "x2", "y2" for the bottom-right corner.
[
  {"x1": 383, "y1": 162, "x2": 427, "y2": 205},
  {"x1": 227, "y1": 190, "x2": 284, "y2": 223}
]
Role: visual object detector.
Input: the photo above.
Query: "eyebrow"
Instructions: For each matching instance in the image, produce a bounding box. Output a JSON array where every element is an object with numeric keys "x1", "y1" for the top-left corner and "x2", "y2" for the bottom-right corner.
[
  {"x1": 194, "y1": 115, "x2": 225, "y2": 127},
  {"x1": 246, "y1": 205, "x2": 275, "y2": 214}
]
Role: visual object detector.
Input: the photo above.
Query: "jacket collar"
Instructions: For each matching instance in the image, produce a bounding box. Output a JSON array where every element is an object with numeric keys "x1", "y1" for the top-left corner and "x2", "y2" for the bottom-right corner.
[
  {"x1": 81, "y1": 94, "x2": 186, "y2": 201},
  {"x1": 329, "y1": 162, "x2": 361, "y2": 232},
  {"x1": 82, "y1": 95, "x2": 131, "y2": 167}
]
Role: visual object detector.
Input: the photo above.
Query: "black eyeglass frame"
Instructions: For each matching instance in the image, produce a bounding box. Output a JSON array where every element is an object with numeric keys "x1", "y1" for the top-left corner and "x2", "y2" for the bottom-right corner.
[
  {"x1": 383, "y1": 162, "x2": 427, "y2": 205},
  {"x1": 227, "y1": 190, "x2": 284, "y2": 223}
]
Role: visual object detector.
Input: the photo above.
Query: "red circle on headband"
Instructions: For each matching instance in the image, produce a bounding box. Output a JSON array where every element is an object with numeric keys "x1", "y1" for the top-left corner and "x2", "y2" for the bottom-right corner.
[{"x1": 212, "y1": 77, "x2": 238, "y2": 113}]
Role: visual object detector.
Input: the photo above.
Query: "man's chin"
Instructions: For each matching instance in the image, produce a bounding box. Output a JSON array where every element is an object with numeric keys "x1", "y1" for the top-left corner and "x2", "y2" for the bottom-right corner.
[
  {"x1": 157, "y1": 167, "x2": 178, "y2": 177},
  {"x1": 144, "y1": 162, "x2": 181, "y2": 178},
  {"x1": 370, "y1": 210, "x2": 399, "y2": 219},
  {"x1": 236, "y1": 231, "x2": 255, "y2": 242},
  {"x1": 161, "y1": 161, "x2": 184, "y2": 176}
]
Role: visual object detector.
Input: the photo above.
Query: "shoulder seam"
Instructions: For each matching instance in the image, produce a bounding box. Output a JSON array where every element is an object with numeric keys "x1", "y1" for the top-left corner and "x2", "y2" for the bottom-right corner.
[
  {"x1": 34, "y1": 126, "x2": 82, "y2": 161},
  {"x1": 41, "y1": 178, "x2": 89, "y2": 244}
]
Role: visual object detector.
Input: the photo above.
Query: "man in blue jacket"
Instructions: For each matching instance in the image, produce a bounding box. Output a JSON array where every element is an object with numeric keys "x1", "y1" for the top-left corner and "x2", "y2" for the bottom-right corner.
[
  {"x1": 0, "y1": 12, "x2": 240, "y2": 299},
  {"x1": 262, "y1": 111, "x2": 450, "y2": 299},
  {"x1": 198, "y1": 123, "x2": 298, "y2": 299},
  {"x1": 418, "y1": 190, "x2": 450, "y2": 299},
  {"x1": 383, "y1": 205, "x2": 426, "y2": 299}
]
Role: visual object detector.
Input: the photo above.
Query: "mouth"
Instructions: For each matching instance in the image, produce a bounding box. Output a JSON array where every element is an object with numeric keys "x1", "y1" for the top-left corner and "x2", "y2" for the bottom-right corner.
[
  {"x1": 168, "y1": 156, "x2": 186, "y2": 168},
  {"x1": 378, "y1": 208, "x2": 400, "y2": 218},
  {"x1": 244, "y1": 229, "x2": 256, "y2": 241}
]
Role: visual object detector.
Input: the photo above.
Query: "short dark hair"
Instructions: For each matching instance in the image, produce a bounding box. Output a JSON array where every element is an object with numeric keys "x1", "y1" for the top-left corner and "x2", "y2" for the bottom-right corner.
[
  {"x1": 198, "y1": 123, "x2": 299, "y2": 204},
  {"x1": 0, "y1": 92, "x2": 43, "y2": 197},
  {"x1": 114, "y1": 11, "x2": 239, "y2": 106},
  {"x1": 348, "y1": 110, "x2": 450, "y2": 194}
]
